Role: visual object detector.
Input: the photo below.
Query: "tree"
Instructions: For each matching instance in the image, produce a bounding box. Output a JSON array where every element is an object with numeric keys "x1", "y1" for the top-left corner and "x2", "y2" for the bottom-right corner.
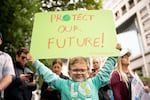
[
  {"x1": 41, "y1": 0, "x2": 102, "y2": 11},
  {"x1": 0, "y1": 0, "x2": 41, "y2": 58}
]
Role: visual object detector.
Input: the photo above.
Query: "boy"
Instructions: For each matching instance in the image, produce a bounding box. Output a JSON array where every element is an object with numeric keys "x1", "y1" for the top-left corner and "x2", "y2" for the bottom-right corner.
[
  {"x1": 28, "y1": 45, "x2": 121, "y2": 100},
  {"x1": 28, "y1": 57, "x2": 117, "y2": 100}
]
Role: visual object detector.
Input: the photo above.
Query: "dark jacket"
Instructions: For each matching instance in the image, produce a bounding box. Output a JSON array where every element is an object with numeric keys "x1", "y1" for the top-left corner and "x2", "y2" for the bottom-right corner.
[
  {"x1": 4, "y1": 62, "x2": 37, "y2": 100},
  {"x1": 40, "y1": 73, "x2": 69, "y2": 100},
  {"x1": 98, "y1": 84, "x2": 111, "y2": 100}
]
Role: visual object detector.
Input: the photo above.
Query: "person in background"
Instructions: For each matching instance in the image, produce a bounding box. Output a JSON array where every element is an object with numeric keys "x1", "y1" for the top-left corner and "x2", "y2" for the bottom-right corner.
[
  {"x1": 0, "y1": 32, "x2": 15, "y2": 100},
  {"x1": 143, "y1": 80, "x2": 150, "y2": 94},
  {"x1": 90, "y1": 58, "x2": 102, "y2": 77},
  {"x1": 90, "y1": 57, "x2": 111, "y2": 100},
  {"x1": 4, "y1": 47, "x2": 37, "y2": 100},
  {"x1": 40, "y1": 59, "x2": 69, "y2": 100},
  {"x1": 110, "y1": 48, "x2": 134, "y2": 100},
  {"x1": 27, "y1": 44, "x2": 121, "y2": 100}
]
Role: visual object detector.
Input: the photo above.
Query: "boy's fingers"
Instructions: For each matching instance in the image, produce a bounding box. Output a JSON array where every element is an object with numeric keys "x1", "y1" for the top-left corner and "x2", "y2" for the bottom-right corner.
[{"x1": 116, "y1": 43, "x2": 122, "y2": 51}]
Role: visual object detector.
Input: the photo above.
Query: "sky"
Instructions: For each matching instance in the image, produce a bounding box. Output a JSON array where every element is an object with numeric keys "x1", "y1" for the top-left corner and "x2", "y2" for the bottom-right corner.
[{"x1": 117, "y1": 30, "x2": 141, "y2": 58}]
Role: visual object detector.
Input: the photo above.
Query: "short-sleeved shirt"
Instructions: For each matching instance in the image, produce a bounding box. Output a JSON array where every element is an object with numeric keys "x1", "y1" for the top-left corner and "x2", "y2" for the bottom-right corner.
[{"x1": 0, "y1": 51, "x2": 15, "y2": 80}]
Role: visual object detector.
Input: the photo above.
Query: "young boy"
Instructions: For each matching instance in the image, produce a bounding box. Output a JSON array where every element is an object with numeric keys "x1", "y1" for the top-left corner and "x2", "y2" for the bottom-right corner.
[{"x1": 28, "y1": 45, "x2": 121, "y2": 100}]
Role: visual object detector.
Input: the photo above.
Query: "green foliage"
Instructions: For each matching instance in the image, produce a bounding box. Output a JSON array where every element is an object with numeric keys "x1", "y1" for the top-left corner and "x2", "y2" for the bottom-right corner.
[
  {"x1": 40, "y1": 59, "x2": 53, "y2": 69},
  {"x1": 141, "y1": 77, "x2": 150, "y2": 86},
  {"x1": 0, "y1": 0, "x2": 41, "y2": 58},
  {"x1": 135, "y1": 69, "x2": 143, "y2": 77},
  {"x1": 135, "y1": 69, "x2": 150, "y2": 86},
  {"x1": 41, "y1": 0, "x2": 102, "y2": 11}
]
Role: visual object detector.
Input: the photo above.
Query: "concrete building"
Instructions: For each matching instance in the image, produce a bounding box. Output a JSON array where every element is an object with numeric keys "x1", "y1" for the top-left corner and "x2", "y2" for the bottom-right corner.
[{"x1": 103, "y1": 0, "x2": 150, "y2": 77}]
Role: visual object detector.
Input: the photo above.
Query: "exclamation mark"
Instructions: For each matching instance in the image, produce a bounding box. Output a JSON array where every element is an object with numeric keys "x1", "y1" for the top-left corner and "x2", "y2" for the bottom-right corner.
[{"x1": 101, "y1": 32, "x2": 104, "y2": 48}]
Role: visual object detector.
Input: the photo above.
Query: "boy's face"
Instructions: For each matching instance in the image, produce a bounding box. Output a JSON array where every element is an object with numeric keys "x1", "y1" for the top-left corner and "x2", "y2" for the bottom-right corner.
[{"x1": 68, "y1": 62, "x2": 89, "y2": 82}]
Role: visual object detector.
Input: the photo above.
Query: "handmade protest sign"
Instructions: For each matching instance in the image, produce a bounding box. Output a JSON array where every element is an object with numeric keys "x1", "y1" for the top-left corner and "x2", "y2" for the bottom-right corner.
[
  {"x1": 30, "y1": 10, "x2": 119, "y2": 59},
  {"x1": 131, "y1": 75, "x2": 150, "y2": 100}
]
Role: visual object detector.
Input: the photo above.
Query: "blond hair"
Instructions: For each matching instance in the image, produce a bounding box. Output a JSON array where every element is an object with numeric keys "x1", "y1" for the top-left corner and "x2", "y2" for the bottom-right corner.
[
  {"x1": 68, "y1": 57, "x2": 90, "y2": 70},
  {"x1": 116, "y1": 57, "x2": 134, "y2": 87}
]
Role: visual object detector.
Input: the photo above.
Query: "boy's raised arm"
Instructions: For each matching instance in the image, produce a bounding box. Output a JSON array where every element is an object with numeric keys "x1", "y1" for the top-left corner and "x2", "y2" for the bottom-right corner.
[
  {"x1": 92, "y1": 43, "x2": 121, "y2": 87},
  {"x1": 27, "y1": 54, "x2": 59, "y2": 86}
]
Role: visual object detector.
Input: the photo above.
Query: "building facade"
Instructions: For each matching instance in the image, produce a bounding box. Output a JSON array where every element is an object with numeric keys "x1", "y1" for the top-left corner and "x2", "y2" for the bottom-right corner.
[{"x1": 103, "y1": 0, "x2": 150, "y2": 77}]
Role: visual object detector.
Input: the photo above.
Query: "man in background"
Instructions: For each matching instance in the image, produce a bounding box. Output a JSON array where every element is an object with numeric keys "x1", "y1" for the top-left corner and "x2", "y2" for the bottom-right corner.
[
  {"x1": 4, "y1": 47, "x2": 37, "y2": 100},
  {"x1": 0, "y1": 32, "x2": 15, "y2": 100},
  {"x1": 90, "y1": 57, "x2": 111, "y2": 100}
]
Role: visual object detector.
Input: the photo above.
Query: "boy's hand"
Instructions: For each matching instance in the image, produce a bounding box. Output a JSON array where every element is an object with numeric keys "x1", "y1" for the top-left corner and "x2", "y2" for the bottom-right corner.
[
  {"x1": 27, "y1": 53, "x2": 34, "y2": 64},
  {"x1": 116, "y1": 43, "x2": 122, "y2": 51}
]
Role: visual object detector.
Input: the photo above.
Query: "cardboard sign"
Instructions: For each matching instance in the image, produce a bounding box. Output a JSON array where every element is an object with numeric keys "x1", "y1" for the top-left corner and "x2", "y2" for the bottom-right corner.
[{"x1": 30, "y1": 10, "x2": 119, "y2": 59}]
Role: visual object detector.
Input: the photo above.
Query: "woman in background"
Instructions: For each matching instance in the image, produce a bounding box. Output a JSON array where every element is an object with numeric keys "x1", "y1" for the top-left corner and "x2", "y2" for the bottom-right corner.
[
  {"x1": 40, "y1": 59, "x2": 69, "y2": 100},
  {"x1": 110, "y1": 48, "x2": 134, "y2": 100}
]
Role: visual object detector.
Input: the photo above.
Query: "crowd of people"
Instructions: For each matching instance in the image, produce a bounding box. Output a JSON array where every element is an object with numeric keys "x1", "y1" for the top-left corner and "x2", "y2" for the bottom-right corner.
[{"x1": 0, "y1": 32, "x2": 150, "y2": 100}]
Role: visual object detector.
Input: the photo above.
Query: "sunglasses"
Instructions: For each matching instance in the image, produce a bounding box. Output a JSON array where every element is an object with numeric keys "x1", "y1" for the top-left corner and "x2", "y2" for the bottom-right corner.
[{"x1": 21, "y1": 56, "x2": 27, "y2": 60}]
